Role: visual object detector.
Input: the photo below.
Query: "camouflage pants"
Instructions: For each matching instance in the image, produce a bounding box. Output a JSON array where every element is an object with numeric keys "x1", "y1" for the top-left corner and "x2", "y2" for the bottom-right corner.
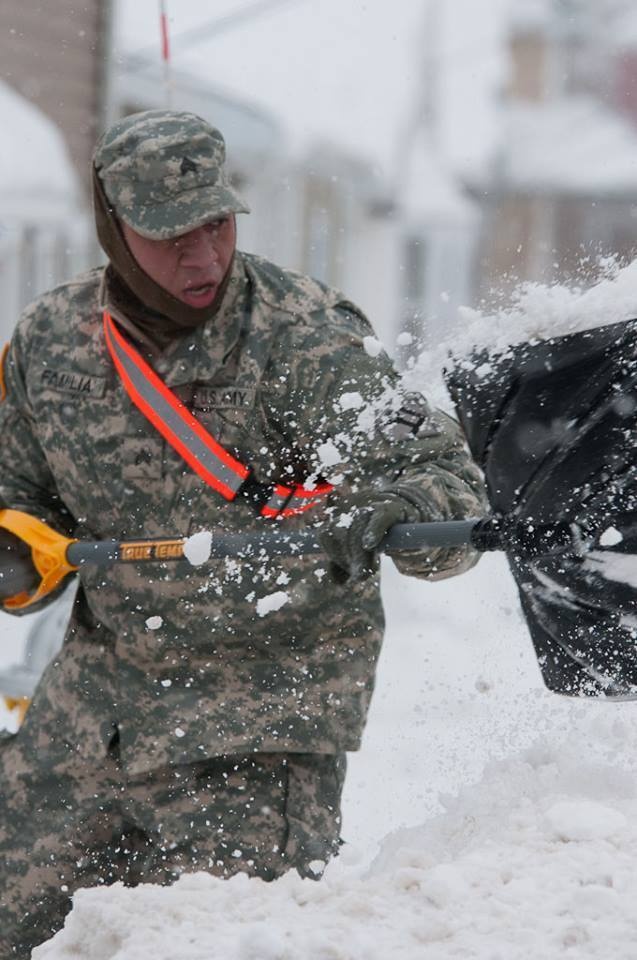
[{"x1": 0, "y1": 730, "x2": 346, "y2": 959}]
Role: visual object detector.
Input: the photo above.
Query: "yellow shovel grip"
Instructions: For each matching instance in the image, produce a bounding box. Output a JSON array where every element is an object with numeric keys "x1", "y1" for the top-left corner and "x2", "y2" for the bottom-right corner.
[
  {"x1": 3, "y1": 696, "x2": 30, "y2": 724},
  {"x1": 0, "y1": 509, "x2": 78, "y2": 610}
]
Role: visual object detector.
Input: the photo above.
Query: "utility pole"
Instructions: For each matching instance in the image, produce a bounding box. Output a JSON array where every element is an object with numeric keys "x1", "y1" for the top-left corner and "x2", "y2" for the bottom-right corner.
[
  {"x1": 159, "y1": 0, "x2": 173, "y2": 107},
  {"x1": 392, "y1": 0, "x2": 442, "y2": 192}
]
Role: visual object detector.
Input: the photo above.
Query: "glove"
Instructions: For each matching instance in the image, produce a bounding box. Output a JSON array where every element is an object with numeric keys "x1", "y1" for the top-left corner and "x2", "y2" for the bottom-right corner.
[
  {"x1": 317, "y1": 485, "x2": 480, "y2": 584},
  {"x1": 391, "y1": 543, "x2": 478, "y2": 581},
  {"x1": 0, "y1": 527, "x2": 39, "y2": 602},
  {"x1": 317, "y1": 491, "x2": 421, "y2": 584}
]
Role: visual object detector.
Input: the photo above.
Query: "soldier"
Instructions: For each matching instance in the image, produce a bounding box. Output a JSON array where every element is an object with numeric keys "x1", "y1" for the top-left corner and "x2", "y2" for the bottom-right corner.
[{"x1": 0, "y1": 110, "x2": 486, "y2": 956}]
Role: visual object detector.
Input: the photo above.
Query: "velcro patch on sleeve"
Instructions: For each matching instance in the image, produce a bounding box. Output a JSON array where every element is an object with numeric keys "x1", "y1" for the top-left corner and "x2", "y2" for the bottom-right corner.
[{"x1": 378, "y1": 392, "x2": 443, "y2": 443}]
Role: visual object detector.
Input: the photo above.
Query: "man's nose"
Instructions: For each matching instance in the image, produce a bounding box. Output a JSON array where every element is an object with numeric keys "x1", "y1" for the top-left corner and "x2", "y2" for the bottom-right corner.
[{"x1": 179, "y1": 227, "x2": 219, "y2": 266}]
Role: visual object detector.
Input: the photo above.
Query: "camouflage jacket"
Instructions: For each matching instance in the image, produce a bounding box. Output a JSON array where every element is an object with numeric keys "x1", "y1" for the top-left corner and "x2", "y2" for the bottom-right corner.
[{"x1": 0, "y1": 252, "x2": 485, "y2": 774}]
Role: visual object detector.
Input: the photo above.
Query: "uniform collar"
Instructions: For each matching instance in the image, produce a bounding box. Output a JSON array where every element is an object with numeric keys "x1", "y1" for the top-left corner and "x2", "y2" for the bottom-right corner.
[{"x1": 100, "y1": 253, "x2": 250, "y2": 387}]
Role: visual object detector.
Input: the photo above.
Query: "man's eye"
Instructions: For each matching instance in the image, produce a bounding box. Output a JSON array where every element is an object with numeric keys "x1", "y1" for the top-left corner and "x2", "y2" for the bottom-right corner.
[{"x1": 208, "y1": 218, "x2": 228, "y2": 231}]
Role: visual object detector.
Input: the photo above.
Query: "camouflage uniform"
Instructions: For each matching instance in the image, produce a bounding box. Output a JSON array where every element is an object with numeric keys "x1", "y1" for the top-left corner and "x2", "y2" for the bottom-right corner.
[{"x1": 0, "y1": 110, "x2": 486, "y2": 956}]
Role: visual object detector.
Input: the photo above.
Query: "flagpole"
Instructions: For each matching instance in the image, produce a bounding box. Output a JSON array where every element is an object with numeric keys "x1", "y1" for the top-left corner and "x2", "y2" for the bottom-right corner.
[{"x1": 159, "y1": 0, "x2": 173, "y2": 107}]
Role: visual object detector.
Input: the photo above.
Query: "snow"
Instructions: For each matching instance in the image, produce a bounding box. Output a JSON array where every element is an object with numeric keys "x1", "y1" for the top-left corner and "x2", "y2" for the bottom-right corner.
[
  {"x1": 422, "y1": 257, "x2": 637, "y2": 367},
  {"x1": 502, "y1": 96, "x2": 637, "y2": 194},
  {"x1": 599, "y1": 526, "x2": 624, "y2": 547},
  {"x1": 22, "y1": 553, "x2": 637, "y2": 959},
  {"x1": 145, "y1": 615, "x2": 163, "y2": 630},
  {"x1": 545, "y1": 799, "x2": 627, "y2": 842},
  {"x1": 403, "y1": 257, "x2": 637, "y2": 418},
  {"x1": 585, "y1": 551, "x2": 637, "y2": 590},
  {"x1": 183, "y1": 530, "x2": 213, "y2": 566},
  {"x1": 338, "y1": 392, "x2": 364, "y2": 412},
  {"x1": 255, "y1": 590, "x2": 289, "y2": 617},
  {"x1": 315, "y1": 439, "x2": 342, "y2": 470},
  {"x1": 0, "y1": 79, "x2": 81, "y2": 219},
  {"x1": 30, "y1": 771, "x2": 637, "y2": 960},
  {"x1": 362, "y1": 336, "x2": 383, "y2": 358}
]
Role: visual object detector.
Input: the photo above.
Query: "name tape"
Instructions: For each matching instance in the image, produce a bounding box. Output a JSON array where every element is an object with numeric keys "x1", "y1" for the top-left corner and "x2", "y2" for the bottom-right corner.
[{"x1": 41, "y1": 369, "x2": 107, "y2": 398}]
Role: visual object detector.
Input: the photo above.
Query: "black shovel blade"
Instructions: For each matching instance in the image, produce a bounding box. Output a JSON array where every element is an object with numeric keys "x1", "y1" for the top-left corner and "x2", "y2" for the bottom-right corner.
[{"x1": 445, "y1": 318, "x2": 637, "y2": 697}]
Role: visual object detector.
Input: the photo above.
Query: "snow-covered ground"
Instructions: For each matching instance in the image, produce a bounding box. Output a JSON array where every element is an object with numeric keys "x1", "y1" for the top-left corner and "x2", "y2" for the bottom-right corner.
[{"x1": 3, "y1": 550, "x2": 636, "y2": 958}]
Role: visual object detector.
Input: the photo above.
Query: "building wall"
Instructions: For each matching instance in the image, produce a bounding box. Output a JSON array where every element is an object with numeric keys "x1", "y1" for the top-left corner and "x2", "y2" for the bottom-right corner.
[
  {"x1": 0, "y1": 0, "x2": 113, "y2": 194},
  {"x1": 477, "y1": 187, "x2": 637, "y2": 301},
  {"x1": 508, "y1": 32, "x2": 548, "y2": 103}
]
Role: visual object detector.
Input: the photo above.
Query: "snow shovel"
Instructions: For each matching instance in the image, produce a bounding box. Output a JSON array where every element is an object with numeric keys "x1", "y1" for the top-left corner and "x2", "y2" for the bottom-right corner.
[
  {"x1": 445, "y1": 317, "x2": 637, "y2": 698},
  {"x1": 0, "y1": 507, "x2": 580, "y2": 613}
]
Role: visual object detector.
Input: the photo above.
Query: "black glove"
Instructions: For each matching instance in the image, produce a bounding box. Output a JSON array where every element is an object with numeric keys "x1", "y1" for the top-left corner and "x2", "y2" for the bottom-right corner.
[
  {"x1": 317, "y1": 491, "x2": 421, "y2": 584},
  {"x1": 0, "y1": 527, "x2": 39, "y2": 602}
]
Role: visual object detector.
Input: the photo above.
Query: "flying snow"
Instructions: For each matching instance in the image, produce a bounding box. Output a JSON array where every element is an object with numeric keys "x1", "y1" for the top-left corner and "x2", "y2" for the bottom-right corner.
[
  {"x1": 255, "y1": 591, "x2": 289, "y2": 617},
  {"x1": 363, "y1": 335, "x2": 383, "y2": 357},
  {"x1": 183, "y1": 530, "x2": 213, "y2": 566}
]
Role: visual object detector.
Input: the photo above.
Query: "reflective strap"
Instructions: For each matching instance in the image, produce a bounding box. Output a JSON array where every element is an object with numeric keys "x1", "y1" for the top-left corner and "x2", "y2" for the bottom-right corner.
[
  {"x1": 103, "y1": 312, "x2": 248, "y2": 501},
  {"x1": 261, "y1": 482, "x2": 334, "y2": 518}
]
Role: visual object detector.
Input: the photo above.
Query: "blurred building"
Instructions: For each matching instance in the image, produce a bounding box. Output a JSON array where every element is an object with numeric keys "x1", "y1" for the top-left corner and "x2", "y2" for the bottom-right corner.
[
  {"x1": 0, "y1": 1, "x2": 478, "y2": 357},
  {"x1": 474, "y1": 0, "x2": 637, "y2": 299},
  {"x1": 0, "y1": 0, "x2": 110, "y2": 330},
  {"x1": 113, "y1": 58, "x2": 468, "y2": 354},
  {"x1": 0, "y1": 0, "x2": 114, "y2": 195},
  {"x1": 0, "y1": 82, "x2": 91, "y2": 339}
]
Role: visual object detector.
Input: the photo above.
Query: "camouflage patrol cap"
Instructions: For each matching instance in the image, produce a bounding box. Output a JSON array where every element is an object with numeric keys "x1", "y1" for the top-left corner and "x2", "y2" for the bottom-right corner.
[{"x1": 93, "y1": 109, "x2": 250, "y2": 240}]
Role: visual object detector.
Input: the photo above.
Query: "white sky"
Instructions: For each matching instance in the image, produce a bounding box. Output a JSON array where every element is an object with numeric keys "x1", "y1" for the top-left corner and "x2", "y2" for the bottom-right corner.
[{"x1": 115, "y1": 0, "x2": 509, "y2": 181}]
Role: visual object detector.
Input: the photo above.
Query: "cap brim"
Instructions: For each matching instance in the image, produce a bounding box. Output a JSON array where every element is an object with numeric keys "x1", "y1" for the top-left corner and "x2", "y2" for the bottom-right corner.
[{"x1": 117, "y1": 184, "x2": 250, "y2": 240}]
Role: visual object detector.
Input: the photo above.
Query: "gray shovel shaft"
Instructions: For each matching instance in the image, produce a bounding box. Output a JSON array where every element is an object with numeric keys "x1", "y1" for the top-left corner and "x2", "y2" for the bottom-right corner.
[{"x1": 65, "y1": 520, "x2": 480, "y2": 566}]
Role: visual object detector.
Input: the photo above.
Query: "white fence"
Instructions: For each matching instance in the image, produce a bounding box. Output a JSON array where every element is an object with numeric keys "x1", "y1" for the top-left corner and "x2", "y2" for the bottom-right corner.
[{"x1": 0, "y1": 216, "x2": 93, "y2": 344}]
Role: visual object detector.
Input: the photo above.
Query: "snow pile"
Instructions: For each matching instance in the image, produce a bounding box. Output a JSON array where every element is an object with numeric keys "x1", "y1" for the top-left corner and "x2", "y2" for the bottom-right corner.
[
  {"x1": 5, "y1": 546, "x2": 637, "y2": 959},
  {"x1": 34, "y1": 732, "x2": 637, "y2": 960}
]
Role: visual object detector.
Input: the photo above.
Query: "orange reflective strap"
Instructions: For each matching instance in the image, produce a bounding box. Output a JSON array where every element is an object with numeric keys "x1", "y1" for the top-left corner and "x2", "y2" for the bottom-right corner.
[
  {"x1": 104, "y1": 312, "x2": 248, "y2": 500},
  {"x1": 103, "y1": 311, "x2": 335, "y2": 519},
  {"x1": 260, "y1": 482, "x2": 334, "y2": 518},
  {"x1": 0, "y1": 344, "x2": 9, "y2": 403}
]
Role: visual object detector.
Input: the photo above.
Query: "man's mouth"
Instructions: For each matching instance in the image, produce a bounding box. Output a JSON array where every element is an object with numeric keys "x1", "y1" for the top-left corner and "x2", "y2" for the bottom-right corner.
[{"x1": 181, "y1": 282, "x2": 218, "y2": 308}]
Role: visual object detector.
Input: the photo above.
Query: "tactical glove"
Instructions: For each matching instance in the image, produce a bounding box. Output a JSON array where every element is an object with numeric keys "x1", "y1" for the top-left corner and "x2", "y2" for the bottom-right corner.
[
  {"x1": 317, "y1": 486, "x2": 479, "y2": 584},
  {"x1": 317, "y1": 490, "x2": 422, "y2": 584}
]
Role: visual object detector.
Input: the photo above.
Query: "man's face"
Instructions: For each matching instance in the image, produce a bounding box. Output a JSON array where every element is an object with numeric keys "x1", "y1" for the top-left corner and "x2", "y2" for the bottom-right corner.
[{"x1": 121, "y1": 216, "x2": 236, "y2": 309}]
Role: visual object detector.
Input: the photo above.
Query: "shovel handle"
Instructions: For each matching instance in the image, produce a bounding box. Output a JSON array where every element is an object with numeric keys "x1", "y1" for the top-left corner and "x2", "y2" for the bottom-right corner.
[
  {"x1": 0, "y1": 509, "x2": 580, "y2": 611},
  {"x1": 65, "y1": 517, "x2": 580, "y2": 565},
  {"x1": 65, "y1": 520, "x2": 481, "y2": 566}
]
